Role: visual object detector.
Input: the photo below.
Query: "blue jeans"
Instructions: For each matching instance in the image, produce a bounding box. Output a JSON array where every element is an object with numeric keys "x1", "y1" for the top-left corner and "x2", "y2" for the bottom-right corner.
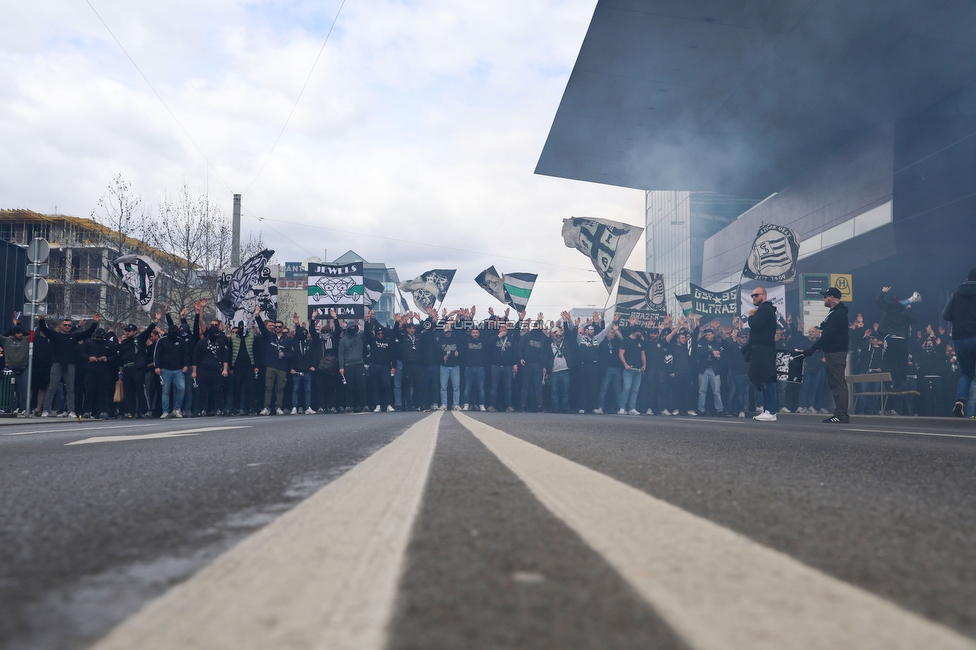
[
  {"x1": 621, "y1": 368, "x2": 642, "y2": 411},
  {"x1": 160, "y1": 369, "x2": 185, "y2": 414},
  {"x1": 393, "y1": 360, "x2": 403, "y2": 409},
  {"x1": 697, "y1": 367, "x2": 724, "y2": 413},
  {"x1": 955, "y1": 337, "x2": 976, "y2": 402},
  {"x1": 463, "y1": 366, "x2": 485, "y2": 406},
  {"x1": 598, "y1": 367, "x2": 622, "y2": 411},
  {"x1": 440, "y1": 365, "x2": 460, "y2": 407},
  {"x1": 291, "y1": 372, "x2": 312, "y2": 409},
  {"x1": 489, "y1": 365, "x2": 514, "y2": 410},
  {"x1": 799, "y1": 365, "x2": 824, "y2": 409},
  {"x1": 550, "y1": 370, "x2": 570, "y2": 412},
  {"x1": 727, "y1": 373, "x2": 750, "y2": 414}
]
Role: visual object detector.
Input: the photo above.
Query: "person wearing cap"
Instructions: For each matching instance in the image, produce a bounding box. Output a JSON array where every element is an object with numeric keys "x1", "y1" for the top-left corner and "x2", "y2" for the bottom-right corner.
[
  {"x1": 79, "y1": 327, "x2": 117, "y2": 419},
  {"x1": 397, "y1": 317, "x2": 426, "y2": 411},
  {"x1": 117, "y1": 317, "x2": 159, "y2": 419},
  {"x1": 803, "y1": 287, "x2": 850, "y2": 423},
  {"x1": 0, "y1": 323, "x2": 31, "y2": 414}
]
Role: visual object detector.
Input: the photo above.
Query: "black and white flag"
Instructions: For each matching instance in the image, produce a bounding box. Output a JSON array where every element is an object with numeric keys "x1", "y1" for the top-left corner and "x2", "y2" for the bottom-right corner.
[
  {"x1": 742, "y1": 224, "x2": 801, "y2": 283},
  {"x1": 216, "y1": 249, "x2": 275, "y2": 320},
  {"x1": 562, "y1": 217, "x2": 643, "y2": 292},
  {"x1": 616, "y1": 269, "x2": 667, "y2": 317},
  {"x1": 475, "y1": 266, "x2": 508, "y2": 304},
  {"x1": 502, "y1": 273, "x2": 536, "y2": 313},
  {"x1": 399, "y1": 269, "x2": 456, "y2": 312},
  {"x1": 364, "y1": 278, "x2": 385, "y2": 307},
  {"x1": 110, "y1": 255, "x2": 161, "y2": 313}
]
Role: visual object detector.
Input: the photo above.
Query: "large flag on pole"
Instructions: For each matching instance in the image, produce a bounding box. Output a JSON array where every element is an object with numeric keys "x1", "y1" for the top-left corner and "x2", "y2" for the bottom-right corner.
[
  {"x1": 475, "y1": 266, "x2": 508, "y2": 304},
  {"x1": 502, "y1": 273, "x2": 537, "y2": 313},
  {"x1": 562, "y1": 217, "x2": 643, "y2": 292},
  {"x1": 675, "y1": 293, "x2": 694, "y2": 317},
  {"x1": 616, "y1": 269, "x2": 667, "y2": 317},
  {"x1": 216, "y1": 249, "x2": 274, "y2": 319},
  {"x1": 742, "y1": 223, "x2": 801, "y2": 283},
  {"x1": 399, "y1": 269, "x2": 456, "y2": 312},
  {"x1": 110, "y1": 255, "x2": 161, "y2": 313},
  {"x1": 363, "y1": 278, "x2": 385, "y2": 307}
]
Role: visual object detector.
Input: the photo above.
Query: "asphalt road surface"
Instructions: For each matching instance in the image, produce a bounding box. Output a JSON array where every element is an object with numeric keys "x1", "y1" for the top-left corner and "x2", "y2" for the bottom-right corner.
[{"x1": 2, "y1": 411, "x2": 976, "y2": 649}]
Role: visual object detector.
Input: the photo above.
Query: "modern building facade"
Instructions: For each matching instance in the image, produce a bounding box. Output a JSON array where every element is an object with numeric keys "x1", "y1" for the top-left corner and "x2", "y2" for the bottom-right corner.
[{"x1": 537, "y1": 0, "x2": 976, "y2": 326}]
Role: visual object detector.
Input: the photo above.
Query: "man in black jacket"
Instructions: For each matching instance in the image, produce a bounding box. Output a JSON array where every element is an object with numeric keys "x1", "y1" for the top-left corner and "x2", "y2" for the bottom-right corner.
[
  {"x1": 804, "y1": 287, "x2": 850, "y2": 423},
  {"x1": 747, "y1": 287, "x2": 778, "y2": 421},
  {"x1": 117, "y1": 318, "x2": 158, "y2": 418},
  {"x1": 943, "y1": 268, "x2": 976, "y2": 416},
  {"x1": 38, "y1": 313, "x2": 99, "y2": 417}
]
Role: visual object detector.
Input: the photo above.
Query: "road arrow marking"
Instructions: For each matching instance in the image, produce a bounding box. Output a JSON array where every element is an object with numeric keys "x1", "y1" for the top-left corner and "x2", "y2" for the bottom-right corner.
[
  {"x1": 455, "y1": 411, "x2": 976, "y2": 650},
  {"x1": 66, "y1": 426, "x2": 251, "y2": 445}
]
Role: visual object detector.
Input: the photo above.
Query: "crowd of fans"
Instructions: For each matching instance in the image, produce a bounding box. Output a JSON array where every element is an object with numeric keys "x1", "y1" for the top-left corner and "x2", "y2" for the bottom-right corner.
[{"x1": 0, "y1": 288, "x2": 963, "y2": 419}]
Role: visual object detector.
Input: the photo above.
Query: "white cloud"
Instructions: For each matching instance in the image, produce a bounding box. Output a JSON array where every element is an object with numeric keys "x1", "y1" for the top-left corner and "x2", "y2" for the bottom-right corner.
[{"x1": 0, "y1": 0, "x2": 642, "y2": 314}]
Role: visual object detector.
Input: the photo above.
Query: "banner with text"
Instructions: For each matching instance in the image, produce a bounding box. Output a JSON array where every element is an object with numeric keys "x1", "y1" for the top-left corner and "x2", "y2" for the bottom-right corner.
[
  {"x1": 690, "y1": 283, "x2": 740, "y2": 316},
  {"x1": 307, "y1": 262, "x2": 365, "y2": 321}
]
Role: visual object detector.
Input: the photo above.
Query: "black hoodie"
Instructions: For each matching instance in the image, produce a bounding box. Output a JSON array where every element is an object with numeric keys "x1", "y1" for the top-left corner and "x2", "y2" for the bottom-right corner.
[
  {"x1": 943, "y1": 281, "x2": 976, "y2": 340},
  {"x1": 807, "y1": 302, "x2": 850, "y2": 354}
]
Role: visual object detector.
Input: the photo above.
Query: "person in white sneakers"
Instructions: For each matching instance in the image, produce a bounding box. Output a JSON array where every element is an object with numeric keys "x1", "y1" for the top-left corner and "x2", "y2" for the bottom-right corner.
[{"x1": 745, "y1": 287, "x2": 778, "y2": 422}]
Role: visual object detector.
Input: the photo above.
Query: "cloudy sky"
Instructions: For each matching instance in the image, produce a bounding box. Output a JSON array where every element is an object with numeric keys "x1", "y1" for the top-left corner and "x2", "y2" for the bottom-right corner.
[{"x1": 1, "y1": 0, "x2": 642, "y2": 314}]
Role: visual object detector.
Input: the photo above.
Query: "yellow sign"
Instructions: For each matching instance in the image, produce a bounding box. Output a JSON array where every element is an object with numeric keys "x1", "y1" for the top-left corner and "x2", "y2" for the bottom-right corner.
[{"x1": 830, "y1": 274, "x2": 853, "y2": 301}]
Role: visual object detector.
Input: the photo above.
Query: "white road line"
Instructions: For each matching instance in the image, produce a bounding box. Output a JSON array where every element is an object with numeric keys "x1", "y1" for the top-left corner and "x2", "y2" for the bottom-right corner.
[
  {"x1": 90, "y1": 411, "x2": 441, "y2": 650},
  {"x1": 66, "y1": 426, "x2": 251, "y2": 445},
  {"x1": 844, "y1": 427, "x2": 976, "y2": 440},
  {"x1": 2, "y1": 422, "x2": 166, "y2": 436},
  {"x1": 454, "y1": 411, "x2": 976, "y2": 650}
]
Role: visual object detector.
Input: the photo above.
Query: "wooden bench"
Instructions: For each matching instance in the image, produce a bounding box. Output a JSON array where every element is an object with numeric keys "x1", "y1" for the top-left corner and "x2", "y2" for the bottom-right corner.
[{"x1": 848, "y1": 372, "x2": 920, "y2": 414}]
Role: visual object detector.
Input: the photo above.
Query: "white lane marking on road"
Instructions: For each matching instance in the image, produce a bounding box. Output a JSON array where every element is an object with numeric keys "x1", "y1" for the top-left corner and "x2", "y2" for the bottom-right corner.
[
  {"x1": 66, "y1": 427, "x2": 251, "y2": 445},
  {"x1": 844, "y1": 427, "x2": 976, "y2": 440},
  {"x1": 454, "y1": 411, "x2": 976, "y2": 650},
  {"x1": 90, "y1": 411, "x2": 441, "y2": 650},
  {"x1": 3, "y1": 422, "x2": 166, "y2": 436}
]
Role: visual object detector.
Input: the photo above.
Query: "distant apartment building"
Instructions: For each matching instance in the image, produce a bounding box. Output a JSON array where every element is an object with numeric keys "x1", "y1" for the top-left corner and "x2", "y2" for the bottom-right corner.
[{"x1": 0, "y1": 208, "x2": 175, "y2": 321}]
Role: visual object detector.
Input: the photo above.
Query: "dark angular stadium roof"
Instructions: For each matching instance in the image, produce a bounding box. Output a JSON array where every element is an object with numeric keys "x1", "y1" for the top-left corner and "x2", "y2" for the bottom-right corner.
[{"x1": 536, "y1": 0, "x2": 976, "y2": 198}]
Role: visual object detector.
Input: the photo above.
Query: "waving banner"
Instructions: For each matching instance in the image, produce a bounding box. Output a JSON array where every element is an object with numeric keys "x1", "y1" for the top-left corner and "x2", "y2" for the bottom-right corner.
[
  {"x1": 110, "y1": 255, "x2": 161, "y2": 313},
  {"x1": 502, "y1": 273, "x2": 536, "y2": 313},
  {"x1": 216, "y1": 263, "x2": 278, "y2": 327},
  {"x1": 307, "y1": 261, "x2": 365, "y2": 320},
  {"x1": 399, "y1": 269, "x2": 456, "y2": 312},
  {"x1": 475, "y1": 266, "x2": 508, "y2": 304},
  {"x1": 690, "y1": 283, "x2": 740, "y2": 316},
  {"x1": 742, "y1": 223, "x2": 801, "y2": 283},
  {"x1": 562, "y1": 217, "x2": 643, "y2": 292},
  {"x1": 216, "y1": 249, "x2": 274, "y2": 319},
  {"x1": 616, "y1": 269, "x2": 667, "y2": 323}
]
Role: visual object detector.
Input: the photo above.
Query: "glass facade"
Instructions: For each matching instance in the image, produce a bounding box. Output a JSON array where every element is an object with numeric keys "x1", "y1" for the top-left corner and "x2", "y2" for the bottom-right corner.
[{"x1": 645, "y1": 191, "x2": 756, "y2": 316}]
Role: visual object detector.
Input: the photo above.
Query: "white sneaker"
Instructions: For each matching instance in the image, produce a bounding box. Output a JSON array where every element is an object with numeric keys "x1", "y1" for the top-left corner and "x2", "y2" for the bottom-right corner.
[
  {"x1": 437, "y1": 405, "x2": 446, "y2": 411},
  {"x1": 687, "y1": 410, "x2": 697, "y2": 416},
  {"x1": 462, "y1": 404, "x2": 469, "y2": 411},
  {"x1": 479, "y1": 405, "x2": 486, "y2": 412},
  {"x1": 306, "y1": 408, "x2": 316, "y2": 414},
  {"x1": 291, "y1": 407, "x2": 299, "y2": 415},
  {"x1": 779, "y1": 407, "x2": 792, "y2": 414},
  {"x1": 617, "y1": 408, "x2": 627, "y2": 415},
  {"x1": 738, "y1": 411, "x2": 745, "y2": 418},
  {"x1": 754, "y1": 410, "x2": 777, "y2": 422},
  {"x1": 173, "y1": 409, "x2": 183, "y2": 418},
  {"x1": 645, "y1": 409, "x2": 654, "y2": 416},
  {"x1": 592, "y1": 408, "x2": 603, "y2": 414},
  {"x1": 387, "y1": 405, "x2": 396, "y2": 412},
  {"x1": 160, "y1": 412, "x2": 169, "y2": 419},
  {"x1": 67, "y1": 411, "x2": 77, "y2": 418},
  {"x1": 818, "y1": 408, "x2": 830, "y2": 414},
  {"x1": 40, "y1": 411, "x2": 50, "y2": 417},
  {"x1": 628, "y1": 409, "x2": 640, "y2": 416},
  {"x1": 452, "y1": 405, "x2": 462, "y2": 411},
  {"x1": 795, "y1": 407, "x2": 806, "y2": 414},
  {"x1": 276, "y1": 408, "x2": 284, "y2": 415},
  {"x1": 260, "y1": 408, "x2": 270, "y2": 415},
  {"x1": 373, "y1": 405, "x2": 381, "y2": 413}
]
